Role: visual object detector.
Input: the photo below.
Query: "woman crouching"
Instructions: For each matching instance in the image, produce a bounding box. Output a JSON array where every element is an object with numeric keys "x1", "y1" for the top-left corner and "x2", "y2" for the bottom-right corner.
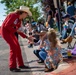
[{"x1": 44, "y1": 29, "x2": 63, "y2": 72}]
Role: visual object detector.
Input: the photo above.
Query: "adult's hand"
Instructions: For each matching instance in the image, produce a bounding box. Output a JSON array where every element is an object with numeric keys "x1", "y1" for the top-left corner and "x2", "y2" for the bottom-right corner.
[{"x1": 27, "y1": 37, "x2": 33, "y2": 42}]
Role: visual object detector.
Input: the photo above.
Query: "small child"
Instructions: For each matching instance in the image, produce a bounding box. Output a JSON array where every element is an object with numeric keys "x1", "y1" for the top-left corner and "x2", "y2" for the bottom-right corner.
[
  {"x1": 44, "y1": 29, "x2": 63, "y2": 72},
  {"x1": 28, "y1": 32, "x2": 34, "y2": 48}
]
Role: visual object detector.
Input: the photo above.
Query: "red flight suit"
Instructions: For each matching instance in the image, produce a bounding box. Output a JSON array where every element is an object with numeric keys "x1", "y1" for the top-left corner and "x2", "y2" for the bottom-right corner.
[{"x1": 1, "y1": 12, "x2": 27, "y2": 69}]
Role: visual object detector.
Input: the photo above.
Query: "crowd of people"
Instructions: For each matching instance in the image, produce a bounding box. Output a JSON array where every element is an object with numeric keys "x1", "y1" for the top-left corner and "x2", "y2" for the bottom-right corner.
[
  {"x1": 1, "y1": 1, "x2": 76, "y2": 72},
  {"x1": 23, "y1": 2, "x2": 76, "y2": 72}
]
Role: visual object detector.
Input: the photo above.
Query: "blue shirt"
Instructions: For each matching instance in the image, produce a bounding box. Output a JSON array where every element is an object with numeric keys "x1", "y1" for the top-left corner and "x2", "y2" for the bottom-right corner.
[{"x1": 67, "y1": 5, "x2": 75, "y2": 16}]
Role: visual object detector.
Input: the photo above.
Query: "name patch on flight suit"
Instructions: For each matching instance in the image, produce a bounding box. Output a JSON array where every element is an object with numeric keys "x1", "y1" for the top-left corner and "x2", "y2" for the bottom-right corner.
[{"x1": 14, "y1": 19, "x2": 18, "y2": 25}]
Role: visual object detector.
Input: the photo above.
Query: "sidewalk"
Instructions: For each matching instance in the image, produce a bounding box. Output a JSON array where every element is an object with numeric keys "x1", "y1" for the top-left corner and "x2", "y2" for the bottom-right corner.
[
  {"x1": 20, "y1": 36, "x2": 76, "y2": 75},
  {"x1": 19, "y1": 36, "x2": 45, "y2": 75},
  {"x1": 0, "y1": 26, "x2": 1, "y2": 36}
]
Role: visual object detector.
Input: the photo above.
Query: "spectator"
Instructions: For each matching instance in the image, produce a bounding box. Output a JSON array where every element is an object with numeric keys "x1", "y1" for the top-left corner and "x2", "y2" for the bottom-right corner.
[
  {"x1": 36, "y1": 21, "x2": 47, "y2": 32},
  {"x1": 67, "y1": 2, "x2": 76, "y2": 16},
  {"x1": 55, "y1": 8, "x2": 60, "y2": 33},
  {"x1": 61, "y1": 22, "x2": 76, "y2": 44},
  {"x1": 33, "y1": 31, "x2": 47, "y2": 63},
  {"x1": 61, "y1": 14, "x2": 74, "y2": 40},
  {"x1": 45, "y1": 5, "x2": 54, "y2": 28},
  {"x1": 31, "y1": 18, "x2": 37, "y2": 28},
  {"x1": 25, "y1": 20, "x2": 32, "y2": 34}
]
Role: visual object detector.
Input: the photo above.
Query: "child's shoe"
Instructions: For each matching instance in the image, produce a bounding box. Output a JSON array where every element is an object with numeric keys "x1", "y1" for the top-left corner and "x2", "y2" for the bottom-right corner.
[{"x1": 28, "y1": 44, "x2": 33, "y2": 48}]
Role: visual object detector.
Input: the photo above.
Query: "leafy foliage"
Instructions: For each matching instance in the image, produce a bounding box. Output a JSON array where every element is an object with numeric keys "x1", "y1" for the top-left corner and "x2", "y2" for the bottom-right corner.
[{"x1": 0, "y1": 0, "x2": 41, "y2": 21}]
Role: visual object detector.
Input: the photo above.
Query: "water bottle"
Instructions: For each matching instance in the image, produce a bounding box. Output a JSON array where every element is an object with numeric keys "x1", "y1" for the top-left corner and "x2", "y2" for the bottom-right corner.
[{"x1": 67, "y1": 49, "x2": 72, "y2": 58}]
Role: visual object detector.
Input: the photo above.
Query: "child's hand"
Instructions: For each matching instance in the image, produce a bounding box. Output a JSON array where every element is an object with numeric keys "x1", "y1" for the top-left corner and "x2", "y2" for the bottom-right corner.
[
  {"x1": 47, "y1": 51, "x2": 52, "y2": 56},
  {"x1": 38, "y1": 46, "x2": 43, "y2": 50},
  {"x1": 27, "y1": 37, "x2": 33, "y2": 42}
]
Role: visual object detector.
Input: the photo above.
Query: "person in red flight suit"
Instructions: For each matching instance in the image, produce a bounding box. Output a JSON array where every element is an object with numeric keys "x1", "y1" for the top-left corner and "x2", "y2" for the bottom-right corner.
[{"x1": 1, "y1": 6, "x2": 32, "y2": 72}]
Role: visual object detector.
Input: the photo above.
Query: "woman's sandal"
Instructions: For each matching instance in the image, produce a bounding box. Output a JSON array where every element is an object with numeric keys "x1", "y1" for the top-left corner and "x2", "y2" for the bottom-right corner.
[{"x1": 44, "y1": 67, "x2": 54, "y2": 72}]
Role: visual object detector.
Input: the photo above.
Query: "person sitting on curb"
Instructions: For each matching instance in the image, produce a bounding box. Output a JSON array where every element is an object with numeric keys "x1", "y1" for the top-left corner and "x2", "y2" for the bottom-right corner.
[
  {"x1": 61, "y1": 22, "x2": 76, "y2": 44},
  {"x1": 61, "y1": 15, "x2": 76, "y2": 44},
  {"x1": 60, "y1": 14, "x2": 74, "y2": 43},
  {"x1": 33, "y1": 31, "x2": 47, "y2": 63}
]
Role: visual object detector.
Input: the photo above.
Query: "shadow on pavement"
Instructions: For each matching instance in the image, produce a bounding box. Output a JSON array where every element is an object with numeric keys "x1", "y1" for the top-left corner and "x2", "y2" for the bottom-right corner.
[
  {"x1": 29, "y1": 66, "x2": 44, "y2": 68},
  {"x1": 16, "y1": 69, "x2": 44, "y2": 72},
  {"x1": 25, "y1": 59, "x2": 40, "y2": 64}
]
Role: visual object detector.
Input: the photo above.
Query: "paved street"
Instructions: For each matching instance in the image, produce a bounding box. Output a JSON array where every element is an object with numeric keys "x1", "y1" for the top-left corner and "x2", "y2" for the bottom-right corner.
[
  {"x1": 0, "y1": 37, "x2": 32, "y2": 75},
  {"x1": 0, "y1": 35, "x2": 76, "y2": 75}
]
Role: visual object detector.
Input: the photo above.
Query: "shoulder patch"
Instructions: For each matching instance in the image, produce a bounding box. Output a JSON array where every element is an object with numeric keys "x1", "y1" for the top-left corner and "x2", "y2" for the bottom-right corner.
[{"x1": 14, "y1": 19, "x2": 18, "y2": 25}]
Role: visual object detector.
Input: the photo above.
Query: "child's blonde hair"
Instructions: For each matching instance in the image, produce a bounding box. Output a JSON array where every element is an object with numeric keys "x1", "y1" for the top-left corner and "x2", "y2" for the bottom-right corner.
[{"x1": 47, "y1": 29, "x2": 57, "y2": 48}]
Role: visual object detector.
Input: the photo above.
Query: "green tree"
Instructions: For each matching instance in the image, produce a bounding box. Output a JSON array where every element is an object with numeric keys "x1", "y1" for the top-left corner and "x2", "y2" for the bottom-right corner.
[{"x1": 0, "y1": 0, "x2": 41, "y2": 21}]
